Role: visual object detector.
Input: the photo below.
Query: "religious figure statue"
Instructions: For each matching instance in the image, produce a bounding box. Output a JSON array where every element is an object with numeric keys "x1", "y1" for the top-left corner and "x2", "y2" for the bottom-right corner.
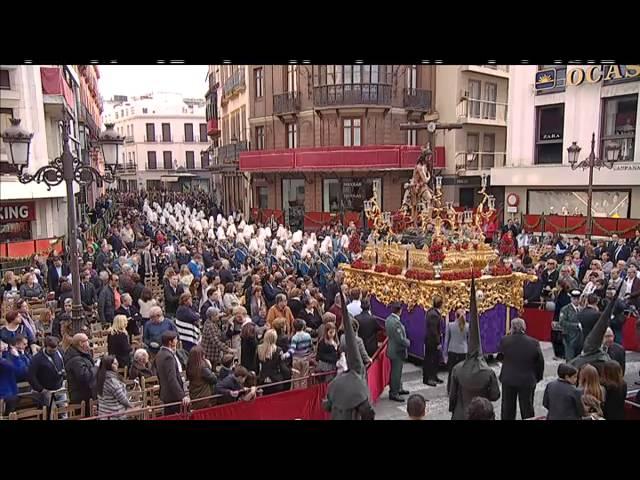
[{"x1": 402, "y1": 145, "x2": 434, "y2": 225}]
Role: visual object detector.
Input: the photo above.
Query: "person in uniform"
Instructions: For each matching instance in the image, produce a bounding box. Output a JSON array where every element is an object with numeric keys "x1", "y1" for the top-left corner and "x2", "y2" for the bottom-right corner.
[
  {"x1": 449, "y1": 276, "x2": 500, "y2": 420},
  {"x1": 559, "y1": 289, "x2": 583, "y2": 362},
  {"x1": 385, "y1": 303, "x2": 410, "y2": 402}
]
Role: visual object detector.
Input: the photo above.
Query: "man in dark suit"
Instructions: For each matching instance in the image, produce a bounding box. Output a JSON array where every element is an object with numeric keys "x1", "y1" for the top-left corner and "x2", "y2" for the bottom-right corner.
[
  {"x1": 423, "y1": 296, "x2": 444, "y2": 386},
  {"x1": 262, "y1": 273, "x2": 281, "y2": 308},
  {"x1": 577, "y1": 295, "x2": 600, "y2": 341},
  {"x1": 355, "y1": 297, "x2": 383, "y2": 357},
  {"x1": 612, "y1": 238, "x2": 631, "y2": 263},
  {"x1": 47, "y1": 256, "x2": 70, "y2": 297},
  {"x1": 98, "y1": 273, "x2": 118, "y2": 326},
  {"x1": 603, "y1": 327, "x2": 626, "y2": 375},
  {"x1": 79, "y1": 270, "x2": 97, "y2": 311},
  {"x1": 498, "y1": 317, "x2": 545, "y2": 420},
  {"x1": 621, "y1": 263, "x2": 640, "y2": 310},
  {"x1": 155, "y1": 331, "x2": 190, "y2": 415},
  {"x1": 94, "y1": 244, "x2": 111, "y2": 275},
  {"x1": 569, "y1": 237, "x2": 584, "y2": 259},
  {"x1": 523, "y1": 266, "x2": 543, "y2": 307},
  {"x1": 163, "y1": 273, "x2": 184, "y2": 318}
]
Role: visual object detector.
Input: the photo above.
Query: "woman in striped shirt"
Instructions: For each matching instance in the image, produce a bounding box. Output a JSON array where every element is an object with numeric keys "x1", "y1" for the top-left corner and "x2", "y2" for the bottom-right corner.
[{"x1": 96, "y1": 355, "x2": 132, "y2": 419}]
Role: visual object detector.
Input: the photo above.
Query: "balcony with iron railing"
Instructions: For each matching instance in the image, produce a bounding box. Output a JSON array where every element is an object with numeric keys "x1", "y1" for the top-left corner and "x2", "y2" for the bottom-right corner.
[
  {"x1": 313, "y1": 83, "x2": 392, "y2": 108},
  {"x1": 274, "y1": 92, "x2": 301, "y2": 116},
  {"x1": 217, "y1": 140, "x2": 250, "y2": 164},
  {"x1": 115, "y1": 161, "x2": 138, "y2": 174},
  {"x1": 221, "y1": 69, "x2": 246, "y2": 104},
  {"x1": 457, "y1": 97, "x2": 508, "y2": 126},
  {"x1": 460, "y1": 65, "x2": 510, "y2": 78},
  {"x1": 403, "y1": 88, "x2": 432, "y2": 112},
  {"x1": 455, "y1": 151, "x2": 506, "y2": 172},
  {"x1": 124, "y1": 136, "x2": 134, "y2": 143},
  {"x1": 145, "y1": 135, "x2": 159, "y2": 143}
]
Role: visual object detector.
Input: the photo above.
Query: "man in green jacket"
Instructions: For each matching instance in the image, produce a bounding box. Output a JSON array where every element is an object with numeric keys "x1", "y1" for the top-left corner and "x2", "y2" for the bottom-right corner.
[
  {"x1": 559, "y1": 289, "x2": 583, "y2": 361},
  {"x1": 385, "y1": 303, "x2": 410, "y2": 402}
]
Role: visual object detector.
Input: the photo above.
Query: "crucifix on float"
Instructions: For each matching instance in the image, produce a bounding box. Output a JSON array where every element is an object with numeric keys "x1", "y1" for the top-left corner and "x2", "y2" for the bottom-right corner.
[{"x1": 398, "y1": 121, "x2": 463, "y2": 224}]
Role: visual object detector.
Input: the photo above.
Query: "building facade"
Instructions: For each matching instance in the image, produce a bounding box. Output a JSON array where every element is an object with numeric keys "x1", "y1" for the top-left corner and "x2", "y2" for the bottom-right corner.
[
  {"x1": 103, "y1": 92, "x2": 210, "y2": 192},
  {"x1": 491, "y1": 64, "x2": 640, "y2": 222},
  {"x1": 221, "y1": 64, "x2": 435, "y2": 229},
  {"x1": 1, "y1": 65, "x2": 95, "y2": 242},
  {"x1": 434, "y1": 65, "x2": 510, "y2": 211}
]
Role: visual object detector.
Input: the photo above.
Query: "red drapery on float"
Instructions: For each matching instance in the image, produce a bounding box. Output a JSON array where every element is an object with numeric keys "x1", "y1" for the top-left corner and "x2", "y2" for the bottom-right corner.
[{"x1": 157, "y1": 340, "x2": 391, "y2": 420}]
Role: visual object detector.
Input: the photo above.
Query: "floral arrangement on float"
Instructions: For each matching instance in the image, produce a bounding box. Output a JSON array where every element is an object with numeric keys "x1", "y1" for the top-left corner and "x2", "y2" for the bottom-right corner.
[
  {"x1": 428, "y1": 240, "x2": 446, "y2": 264},
  {"x1": 352, "y1": 259, "x2": 372, "y2": 270},
  {"x1": 491, "y1": 263, "x2": 513, "y2": 277},
  {"x1": 405, "y1": 268, "x2": 434, "y2": 281},
  {"x1": 440, "y1": 269, "x2": 482, "y2": 281},
  {"x1": 498, "y1": 231, "x2": 516, "y2": 258},
  {"x1": 386, "y1": 265, "x2": 403, "y2": 276},
  {"x1": 374, "y1": 264, "x2": 388, "y2": 273}
]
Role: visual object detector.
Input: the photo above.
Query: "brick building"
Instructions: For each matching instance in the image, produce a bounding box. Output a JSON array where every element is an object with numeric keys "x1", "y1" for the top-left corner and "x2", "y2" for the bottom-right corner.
[{"x1": 214, "y1": 64, "x2": 437, "y2": 229}]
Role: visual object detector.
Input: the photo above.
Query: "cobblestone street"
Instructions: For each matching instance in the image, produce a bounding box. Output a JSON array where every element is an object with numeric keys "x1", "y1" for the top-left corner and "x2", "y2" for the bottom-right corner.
[{"x1": 374, "y1": 343, "x2": 640, "y2": 420}]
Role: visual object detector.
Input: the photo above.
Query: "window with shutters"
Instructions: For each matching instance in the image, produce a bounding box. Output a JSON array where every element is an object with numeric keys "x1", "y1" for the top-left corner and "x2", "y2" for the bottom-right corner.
[
  {"x1": 186, "y1": 151, "x2": 195, "y2": 169},
  {"x1": 184, "y1": 123, "x2": 194, "y2": 142},
  {"x1": 199, "y1": 123, "x2": 207, "y2": 142},
  {"x1": 163, "y1": 151, "x2": 172, "y2": 169},
  {"x1": 162, "y1": 123, "x2": 171, "y2": 142},
  {"x1": 147, "y1": 151, "x2": 157, "y2": 170},
  {"x1": 145, "y1": 123, "x2": 155, "y2": 142}
]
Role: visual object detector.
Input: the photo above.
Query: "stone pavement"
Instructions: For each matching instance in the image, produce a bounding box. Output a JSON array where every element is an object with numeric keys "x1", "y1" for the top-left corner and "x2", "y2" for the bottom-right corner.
[{"x1": 373, "y1": 342, "x2": 640, "y2": 420}]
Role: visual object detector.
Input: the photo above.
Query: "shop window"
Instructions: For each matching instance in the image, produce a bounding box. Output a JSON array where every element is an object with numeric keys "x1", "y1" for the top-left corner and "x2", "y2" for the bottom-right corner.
[
  {"x1": 282, "y1": 178, "x2": 305, "y2": 231},
  {"x1": 528, "y1": 190, "x2": 630, "y2": 217},
  {"x1": 535, "y1": 104, "x2": 564, "y2": 164}
]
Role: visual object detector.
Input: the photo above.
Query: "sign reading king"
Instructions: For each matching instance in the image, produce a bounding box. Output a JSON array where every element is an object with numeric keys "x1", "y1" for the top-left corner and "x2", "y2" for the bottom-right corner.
[{"x1": 0, "y1": 202, "x2": 36, "y2": 223}]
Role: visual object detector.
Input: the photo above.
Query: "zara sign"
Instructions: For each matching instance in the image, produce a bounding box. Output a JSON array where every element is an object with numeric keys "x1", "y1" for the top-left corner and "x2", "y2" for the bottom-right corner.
[{"x1": 0, "y1": 202, "x2": 36, "y2": 223}]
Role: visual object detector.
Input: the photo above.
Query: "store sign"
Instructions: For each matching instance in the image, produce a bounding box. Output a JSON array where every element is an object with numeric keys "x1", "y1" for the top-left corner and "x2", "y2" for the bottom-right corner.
[
  {"x1": 442, "y1": 176, "x2": 486, "y2": 186},
  {"x1": 567, "y1": 65, "x2": 640, "y2": 86},
  {"x1": 541, "y1": 132, "x2": 562, "y2": 140},
  {"x1": 535, "y1": 69, "x2": 556, "y2": 90},
  {"x1": 613, "y1": 164, "x2": 640, "y2": 171},
  {"x1": 0, "y1": 202, "x2": 36, "y2": 223}
]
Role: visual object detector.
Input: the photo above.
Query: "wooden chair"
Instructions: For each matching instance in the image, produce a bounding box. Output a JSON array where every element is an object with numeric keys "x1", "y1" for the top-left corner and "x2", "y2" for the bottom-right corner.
[
  {"x1": 131, "y1": 334, "x2": 143, "y2": 348},
  {"x1": 51, "y1": 401, "x2": 86, "y2": 420},
  {"x1": 117, "y1": 366, "x2": 128, "y2": 379},
  {"x1": 8, "y1": 407, "x2": 47, "y2": 420},
  {"x1": 89, "y1": 398, "x2": 98, "y2": 417},
  {"x1": 92, "y1": 344, "x2": 108, "y2": 360},
  {"x1": 140, "y1": 375, "x2": 159, "y2": 390},
  {"x1": 143, "y1": 385, "x2": 161, "y2": 409}
]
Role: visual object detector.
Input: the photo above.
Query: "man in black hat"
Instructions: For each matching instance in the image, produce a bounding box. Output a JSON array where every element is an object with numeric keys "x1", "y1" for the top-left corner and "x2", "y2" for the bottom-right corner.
[
  {"x1": 559, "y1": 289, "x2": 583, "y2": 361},
  {"x1": 449, "y1": 276, "x2": 500, "y2": 420}
]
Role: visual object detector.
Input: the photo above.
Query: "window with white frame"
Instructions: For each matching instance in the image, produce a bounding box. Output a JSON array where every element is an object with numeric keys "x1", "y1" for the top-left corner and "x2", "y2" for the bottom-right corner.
[
  {"x1": 286, "y1": 123, "x2": 297, "y2": 148},
  {"x1": 601, "y1": 94, "x2": 637, "y2": 162},
  {"x1": 343, "y1": 118, "x2": 362, "y2": 146}
]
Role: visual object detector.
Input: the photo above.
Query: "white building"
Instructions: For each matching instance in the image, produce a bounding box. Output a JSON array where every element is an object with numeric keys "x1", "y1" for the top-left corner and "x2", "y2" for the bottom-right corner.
[
  {"x1": 434, "y1": 65, "x2": 510, "y2": 209},
  {"x1": 492, "y1": 64, "x2": 640, "y2": 222},
  {"x1": 103, "y1": 92, "x2": 211, "y2": 192},
  {"x1": 1, "y1": 65, "x2": 78, "y2": 242}
]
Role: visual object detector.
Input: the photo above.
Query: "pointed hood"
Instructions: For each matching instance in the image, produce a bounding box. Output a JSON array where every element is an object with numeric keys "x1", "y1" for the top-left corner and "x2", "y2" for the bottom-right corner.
[
  {"x1": 340, "y1": 291, "x2": 364, "y2": 376},
  {"x1": 467, "y1": 275, "x2": 482, "y2": 358},
  {"x1": 583, "y1": 281, "x2": 622, "y2": 355}
]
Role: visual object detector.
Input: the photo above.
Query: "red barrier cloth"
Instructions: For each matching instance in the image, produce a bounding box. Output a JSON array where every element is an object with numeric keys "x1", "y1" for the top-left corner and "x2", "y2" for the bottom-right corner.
[
  {"x1": 624, "y1": 391, "x2": 640, "y2": 421},
  {"x1": 157, "y1": 383, "x2": 330, "y2": 421},
  {"x1": 521, "y1": 308, "x2": 552, "y2": 342},
  {"x1": 366, "y1": 341, "x2": 391, "y2": 403},
  {"x1": 622, "y1": 315, "x2": 639, "y2": 352}
]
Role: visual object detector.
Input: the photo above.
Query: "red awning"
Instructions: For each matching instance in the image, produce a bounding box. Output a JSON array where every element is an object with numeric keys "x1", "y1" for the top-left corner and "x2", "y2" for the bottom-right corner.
[{"x1": 239, "y1": 145, "x2": 429, "y2": 172}]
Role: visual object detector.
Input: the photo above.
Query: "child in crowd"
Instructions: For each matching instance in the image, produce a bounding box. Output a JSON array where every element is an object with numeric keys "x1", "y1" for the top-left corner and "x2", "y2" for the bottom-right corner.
[{"x1": 543, "y1": 363, "x2": 585, "y2": 420}]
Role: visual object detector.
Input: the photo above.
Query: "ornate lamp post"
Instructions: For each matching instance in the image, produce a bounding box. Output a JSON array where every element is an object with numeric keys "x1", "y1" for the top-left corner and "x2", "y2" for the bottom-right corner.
[
  {"x1": 2, "y1": 113, "x2": 124, "y2": 333},
  {"x1": 567, "y1": 132, "x2": 621, "y2": 238}
]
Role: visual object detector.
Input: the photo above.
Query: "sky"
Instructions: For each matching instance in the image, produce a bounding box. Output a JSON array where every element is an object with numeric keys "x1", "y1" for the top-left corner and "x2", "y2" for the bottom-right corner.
[{"x1": 98, "y1": 65, "x2": 209, "y2": 99}]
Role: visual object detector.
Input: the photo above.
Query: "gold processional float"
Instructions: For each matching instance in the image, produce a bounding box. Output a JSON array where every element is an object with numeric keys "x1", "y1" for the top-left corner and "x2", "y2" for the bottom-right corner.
[{"x1": 340, "y1": 146, "x2": 537, "y2": 356}]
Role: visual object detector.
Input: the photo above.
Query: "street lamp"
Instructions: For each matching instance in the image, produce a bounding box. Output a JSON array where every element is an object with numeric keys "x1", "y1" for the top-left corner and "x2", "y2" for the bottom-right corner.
[
  {"x1": 1, "y1": 112, "x2": 124, "y2": 333},
  {"x1": 567, "y1": 132, "x2": 621, "y2": 238}
]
